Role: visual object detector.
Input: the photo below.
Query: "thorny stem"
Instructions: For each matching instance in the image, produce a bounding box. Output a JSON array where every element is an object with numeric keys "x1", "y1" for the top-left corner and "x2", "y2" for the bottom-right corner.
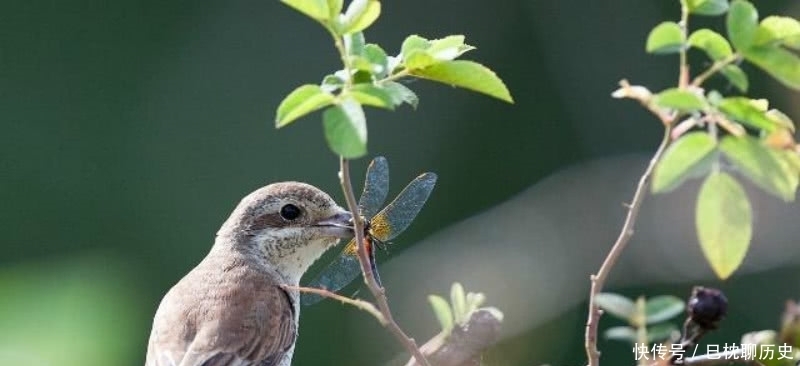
[
  {"x1": 584, "y1": 125, "x2": 673, "y2": 366},
  {"x1": 339, "y1": 157, "x2": 431, "y2": 366}
]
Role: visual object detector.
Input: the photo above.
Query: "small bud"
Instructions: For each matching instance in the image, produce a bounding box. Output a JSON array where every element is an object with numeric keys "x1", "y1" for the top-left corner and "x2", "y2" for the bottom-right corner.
[
  {"x1": 687, "y1": 287, "x2": 728, "y2": 330},
  {"x1": 611, "y1": 81, "x2": 652, "y2": 101}
]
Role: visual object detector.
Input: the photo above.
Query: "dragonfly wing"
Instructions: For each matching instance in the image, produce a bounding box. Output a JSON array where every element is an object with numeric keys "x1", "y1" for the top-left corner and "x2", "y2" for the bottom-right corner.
[
  {"x1": 370, "y1": 172, "x2": 437, "y2": 242},
  {"x1": 358, "y1": 156, "x2": 389, "y2": 219},
  {"x1": 302, "y1": 239, "x2": 362, "y2": 306}
]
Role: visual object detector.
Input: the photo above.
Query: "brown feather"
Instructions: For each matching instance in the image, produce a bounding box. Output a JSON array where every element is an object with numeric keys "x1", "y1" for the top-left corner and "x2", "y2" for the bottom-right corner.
[{"x1": 146, "y1": 251, "x2": 296, "y2": 366}]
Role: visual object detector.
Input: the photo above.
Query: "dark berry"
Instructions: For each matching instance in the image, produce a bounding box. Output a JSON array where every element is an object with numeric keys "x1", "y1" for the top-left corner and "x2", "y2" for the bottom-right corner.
[{"x1": 687, "y1": 287, "x2": 728, "y2": 329}]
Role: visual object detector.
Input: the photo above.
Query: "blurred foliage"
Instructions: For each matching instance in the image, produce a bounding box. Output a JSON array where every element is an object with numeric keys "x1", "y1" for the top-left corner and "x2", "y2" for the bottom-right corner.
[
  {"x1": 0, "y1": 254, "x2": 148, "y2": 365},
  {"x1": 597, "y1": 292, "x2": 684, "y2": 345}
]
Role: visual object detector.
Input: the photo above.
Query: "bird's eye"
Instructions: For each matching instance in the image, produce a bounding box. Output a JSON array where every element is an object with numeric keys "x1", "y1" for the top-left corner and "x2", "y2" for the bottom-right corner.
[{"x1": 279, "y1": 204, "x2": 302, "y2": 221}]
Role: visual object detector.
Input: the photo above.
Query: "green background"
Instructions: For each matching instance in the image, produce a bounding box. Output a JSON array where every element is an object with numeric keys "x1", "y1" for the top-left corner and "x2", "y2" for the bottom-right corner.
[{"x1": 2, "y1": 1, "x2": 799, "y2": 365}]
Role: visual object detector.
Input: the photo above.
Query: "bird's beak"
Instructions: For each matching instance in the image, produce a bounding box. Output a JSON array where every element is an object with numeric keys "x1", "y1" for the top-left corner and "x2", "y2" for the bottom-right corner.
[{"x1": 314, "y1": 208, "x2": 354, "y2": 239}]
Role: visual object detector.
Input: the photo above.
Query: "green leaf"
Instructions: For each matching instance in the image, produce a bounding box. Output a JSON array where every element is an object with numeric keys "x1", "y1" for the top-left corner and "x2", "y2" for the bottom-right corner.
[
  {"x1": 347, "y1": 84, "x2": 394, "y2": 109},
  {"x1": 409, "y1": 60, "x2": 513, "y2": 103},
  {"x1": 653, "y1": 88, "x2": 707, "y2": 112},
  {"x1": 652, "y1": 132, "x2": 717, "y2": 193},
  {"x1": 686, "y1": 0, "x2": 729, "y2": 16},
  {"x1": 363, "y1": 44, "x2": 389, "y2": 78},
  {"x1": 754, "y1": 16, "x2": 800, "y2": 49},
  {"x1": 322, "y1": 99, "x2": 367, "y2": 158},
  {"x1": 766, "y1": 109, "x2": 795, "y2": 132},
  {"x1": 349, "y1": 55, "x2": 375, "y2": 73},
  {"x1": 451, "y1": 282, "x2": 467, "y2": 324},
  {"x1": 382, "y1": 81, "x2": 419, "y2": 109},
  {"x1": 281, "y1": 0, "x2": 330, "y2": 21},
  {"x1": 605, "y1": 326, "x2": 637, "y2": 342},
  {"x1": 427, "y1": 35, "x2": 475, "y2": 61},
  {"x1": 727, "y1": 0, "x2": 758, "y2": 51},
  {"x1": 646, "y1": 22, "x2": 684, "y2": 54},
  {"x1": 718, "y1": 97, "x2": 781, "y2": 132},
  {"x1": 321, "y1": 74, "x2": 345, "y2": 93},
  {"x1": 707, "y1": 90, "x2": 724, "y2": 105},
  {"x1": 401, "y1": 35, "x2": 431, "y2": 59},
  {"x1": 778, "y1": 150, "x2": 800, "y2": 179},
  {"x1": 696, "y1": 171, "x2": 752, "y2": 280},
  {"x1": 595, "y1": 293, "x2": 635, "y2": 321},
  {"x1": 327, "y1": 0, "x2": 343, "y2": 19},
  {"x1": 688, "y1": 29, "x2": 733, "y2": 61},
  {"x1": 341, "y1": 0, "x2": 381, "y2": 34},
  {"x1": 465, "y1": 291, "x2": 486, "y2": 311},
  {"x1": 645, "y1": 296, "x2": 685, "y2": 324},
  {"x1": 344, "y1": 32, "x2": 365, "y2": 56},
  {"x1": 404, "y1": 49, "x2": 437, "y2": 70},
  {"x1": 647, "y1": 323, "x2": 680, "y2": 342},
  {"x1": 352, "y1": 70, "x2": 372, "y2": 84},
  {"x1": 720, "y1": 135, "x2": 798, "y2": 202},
  {"x1": 721, "y1": 64, "x2": 749, "y2": 92},
  {"x1": 275, "y1": 84, "x2": 335, "y2": 127},
  {"x1": 428, "y1": 295, "x2": 454, "y2": 333},
  {"x1": 743, "y1": 46, "x2": 800, "y2": 90}
]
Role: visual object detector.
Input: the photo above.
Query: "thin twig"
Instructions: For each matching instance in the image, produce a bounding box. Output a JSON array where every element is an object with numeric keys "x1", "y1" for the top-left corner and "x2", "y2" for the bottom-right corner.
[
  {"x1": 282, "y1": 285, "x2": 385, "y2": 321},
  {"x1": 339, "y1": 157, "x2": 431, "y2": 366},
  {"x1": 690, "y1": 55, "x2": 741, "y2": 88},
  {"x1": 327, "y1": 28, "x2": 353, "y2": 89},
  {"x1": 612, "y1": 80, "x2": 674, "y2": 125},
  {"x1": 584, "y1": 126, "x2": 673, "y2": 366},
  {"x1": 678, "y1": 3, "x2": 690, "y2": 89}
]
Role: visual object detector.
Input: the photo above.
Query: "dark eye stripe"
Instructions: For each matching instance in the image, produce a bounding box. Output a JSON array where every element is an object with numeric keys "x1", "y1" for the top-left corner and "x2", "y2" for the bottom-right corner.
[{"x1": 249, "y1": 213, "x2": 289, "y2": 231}]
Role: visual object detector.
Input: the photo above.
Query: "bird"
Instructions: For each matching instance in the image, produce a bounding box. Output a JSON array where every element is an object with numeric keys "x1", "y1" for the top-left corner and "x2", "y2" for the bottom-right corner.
[{"x1": 145, "y1": 182, "x2": 353, "y2": 366}]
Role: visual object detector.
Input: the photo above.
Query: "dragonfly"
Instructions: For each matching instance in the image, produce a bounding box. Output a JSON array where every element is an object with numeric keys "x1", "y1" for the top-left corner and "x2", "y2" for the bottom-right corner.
[{"x1": 302, "y1": 156, "x2": 437, "y2": 305}]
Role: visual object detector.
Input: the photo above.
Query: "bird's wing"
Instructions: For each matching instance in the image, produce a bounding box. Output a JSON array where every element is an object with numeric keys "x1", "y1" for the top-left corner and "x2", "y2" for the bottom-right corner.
[{"x1": 146, "y1": 261, "x2": 297, "y2": 366}]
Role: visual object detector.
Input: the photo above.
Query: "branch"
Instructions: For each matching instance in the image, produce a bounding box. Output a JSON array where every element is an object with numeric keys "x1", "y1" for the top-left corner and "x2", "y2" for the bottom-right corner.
[
  {"x1": 584, "y1": 126, "x2": 673, "y2": 366},
  {"x1": 339, "y1": 157, "x2": 431, "y2": 366},
  {"x1": 404, "y1": 309, "x2": 504, "y2": 366},
  {"x1": 282, "y1": 285, "x2": 384, "y2": 321}
]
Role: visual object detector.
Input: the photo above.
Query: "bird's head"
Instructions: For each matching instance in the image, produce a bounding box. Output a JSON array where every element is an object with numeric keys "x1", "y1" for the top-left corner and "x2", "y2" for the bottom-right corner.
[{"x1": 216, "y1": 181, "x2": 353, "y2": 283}]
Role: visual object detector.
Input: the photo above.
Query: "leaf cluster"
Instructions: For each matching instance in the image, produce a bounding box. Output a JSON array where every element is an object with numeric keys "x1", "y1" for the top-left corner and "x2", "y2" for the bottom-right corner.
[
  {"x1": 275, "y1": 0, "x2": 512, "y2": 158},
  {"x1": 596, "y1": 293, "x2": 685, "y2": 345},
  {"x1": 622, "y1": 0, "x2": 800, "y2": 279},
  {"x1": 427, "y1": 283, "x2": 503, "y2": 336}
]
